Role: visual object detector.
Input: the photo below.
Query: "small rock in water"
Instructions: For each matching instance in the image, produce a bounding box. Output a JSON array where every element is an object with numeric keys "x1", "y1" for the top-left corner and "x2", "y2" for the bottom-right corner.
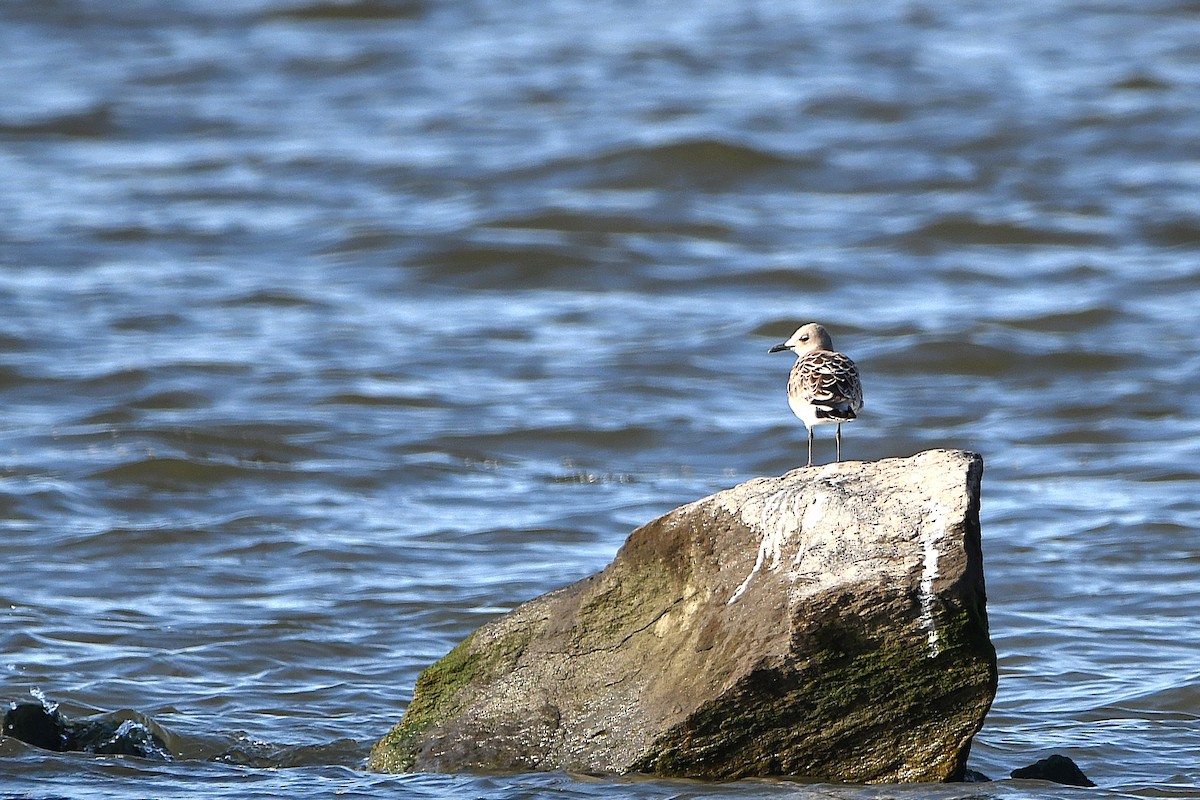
[
  {"x1": 86, "y1": 717, "x2": 173, "y2": 759},
  {"x1": 3, "y1": 702, "x2": 172, "y2": 760},
  {"x1": 3, "y1": 703, "x2": 67, "y2": 751},
  {"x1": 1010, "y1": 754, "x2": 1096, "y2": 787},
  {"x1": 370, "y1": 449, "x2": 997, "y2": 782}
]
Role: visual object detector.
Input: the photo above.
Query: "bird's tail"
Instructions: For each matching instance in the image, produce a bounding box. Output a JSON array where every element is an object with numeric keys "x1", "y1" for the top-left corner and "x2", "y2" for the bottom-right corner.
[{"x1": 815, "y1": 405, "x2": 856, "y2": 422}]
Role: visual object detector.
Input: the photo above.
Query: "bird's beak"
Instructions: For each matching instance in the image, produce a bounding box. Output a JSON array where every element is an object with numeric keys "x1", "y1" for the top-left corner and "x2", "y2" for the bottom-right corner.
[{"x1": 768, "y1": 342, "x2": 791, "y2": 354}]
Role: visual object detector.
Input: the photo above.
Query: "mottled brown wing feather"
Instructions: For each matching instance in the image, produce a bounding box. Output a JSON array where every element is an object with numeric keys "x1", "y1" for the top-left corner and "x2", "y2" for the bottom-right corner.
[{"x1": 789, "y1": 351, "x2": 863, "y2": 418}]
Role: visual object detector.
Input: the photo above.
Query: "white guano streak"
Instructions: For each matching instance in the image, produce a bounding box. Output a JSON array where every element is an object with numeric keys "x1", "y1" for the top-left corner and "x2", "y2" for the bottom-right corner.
[
  {"x1": 726, "y1": 490, "x2": 806, "y2": 605},
  {"x1": 918, "y1": 501, "x2": 948, "y2": 658}
]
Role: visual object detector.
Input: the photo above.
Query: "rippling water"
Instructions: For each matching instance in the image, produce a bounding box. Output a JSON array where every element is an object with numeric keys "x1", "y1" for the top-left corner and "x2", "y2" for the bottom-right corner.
[{"x1": 2, "y1": 1, "x2": 1199, "y2": 797}]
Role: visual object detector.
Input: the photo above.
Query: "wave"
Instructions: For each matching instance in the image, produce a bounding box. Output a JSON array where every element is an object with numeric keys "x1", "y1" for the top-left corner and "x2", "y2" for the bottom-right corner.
[
  {"x1": 318, "y1": 392, "x2": 444, "y2": 408},
  {"x1": 1141, "y1": 217, "x2": 1200, "y2": 247},
  {"x1": 88, "y1": 456, "x2": 284, "y2": 487},
  {"x1": 1083, "y1": 679, "x2": 1200, "y2": 719},
  {"x1": 408, "y1": 241, "x2": 608, "y2": 290},
  {"x1": 482, "y1": 210, "x2": 732, "y2": 238},
  {"x1": 869, "y1": 338, "x2": 1126, "y2": 377},
  {"x1": 0, "y1": 104, "x2": 113, "y2": 138},
  {"x1": 261, "y1": 0, "x2": 426, "y2": 22},
  {"x1": 803, "y1": 94, "x2": 910, "y2": 123},
  {"x1": 898, "y1": 214, "x2": 1111, "y2": 248},
  {"x1": 507, "y1": 137, "x2": 819, "y2": 192},
  {"x1": 992, "y1": 308, "x2": 1111, "y2": 333}
]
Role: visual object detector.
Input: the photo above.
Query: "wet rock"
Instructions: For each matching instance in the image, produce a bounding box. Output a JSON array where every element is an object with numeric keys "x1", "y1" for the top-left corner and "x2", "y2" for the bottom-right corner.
[
  {"x1": 370, "y1": 449, "x2": 997, "y2": 781},
  {"x1": 2, "y1": 702, "x2": 172, "y2": 760},
  {"x1": 3, "y1": 703, "x2": 65, "y2": 751},
  {"x1": 1011, "y1": 754, "x2": 1096, "y2": 787}
]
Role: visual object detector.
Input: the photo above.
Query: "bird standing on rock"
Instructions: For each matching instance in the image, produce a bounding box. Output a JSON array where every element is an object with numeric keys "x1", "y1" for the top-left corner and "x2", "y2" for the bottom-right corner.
[{"x1": 769, "y1": 323, "x2": 863, "y2": 467}]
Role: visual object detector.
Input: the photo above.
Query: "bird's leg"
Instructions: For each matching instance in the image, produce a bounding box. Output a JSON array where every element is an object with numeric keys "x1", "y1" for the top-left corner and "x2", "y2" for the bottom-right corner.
[
  {"x1": 807, "y1": 427, "x2": 814, "y2": 467},
  {"x1": 836, "y1": 423, "x2": 842, "y2": 462}
]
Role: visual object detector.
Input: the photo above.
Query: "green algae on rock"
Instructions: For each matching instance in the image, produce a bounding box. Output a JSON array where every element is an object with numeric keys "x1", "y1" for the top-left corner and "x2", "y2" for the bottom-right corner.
[{"x1": 368, "y1": 449, "x2": 997, "y2": 781}]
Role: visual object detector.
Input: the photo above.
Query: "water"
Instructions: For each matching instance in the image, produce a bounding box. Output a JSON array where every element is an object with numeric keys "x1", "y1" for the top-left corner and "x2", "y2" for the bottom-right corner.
[{"x1": 2, "y1": 0, "x2": 1199, "y2": 797}]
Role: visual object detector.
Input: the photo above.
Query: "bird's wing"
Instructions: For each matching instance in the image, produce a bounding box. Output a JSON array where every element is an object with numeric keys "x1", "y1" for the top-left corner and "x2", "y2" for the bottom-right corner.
[{"x1": 792, "y1": 352, "x2": 862, "y2": 410}]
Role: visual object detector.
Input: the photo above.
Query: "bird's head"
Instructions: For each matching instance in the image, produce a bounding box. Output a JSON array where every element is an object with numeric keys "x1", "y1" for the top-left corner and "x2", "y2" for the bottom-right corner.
[{"x1": 768, "y1": 322, "x2": 834, "y2": 356}]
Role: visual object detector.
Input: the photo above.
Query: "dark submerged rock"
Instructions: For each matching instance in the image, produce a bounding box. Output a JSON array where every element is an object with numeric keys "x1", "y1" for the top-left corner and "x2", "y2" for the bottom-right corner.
[
  {"x1": 1011, "y1": 754, "x2": 1096, "y2": 787},
  {"x1": 370, "y1": 449, "x2": 997, "y2": 782},
  {"x1": 3, "y1": 703, "x2": 66, "y2": 751},
  {"x1": 3, "y1": 702, "x2": 172, "y2": 760}
]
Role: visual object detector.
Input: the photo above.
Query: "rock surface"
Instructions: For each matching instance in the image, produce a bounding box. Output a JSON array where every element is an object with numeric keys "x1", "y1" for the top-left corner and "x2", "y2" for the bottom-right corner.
[
  {"x1": 2, "y1": 702, "x2": 172, "y2": 760},
  {"x1": 369, "y1": 449, "x2": 997, "y2": 781},
  {"x1": 1011, "y1": 754, "x2": 1096, "y2": 787}
]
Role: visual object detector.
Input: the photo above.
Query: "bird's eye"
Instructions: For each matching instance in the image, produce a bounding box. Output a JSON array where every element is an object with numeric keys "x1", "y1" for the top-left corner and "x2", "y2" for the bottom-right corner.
[{"x1": 800, "y1": 335, "x2": 809, "y2": 341}]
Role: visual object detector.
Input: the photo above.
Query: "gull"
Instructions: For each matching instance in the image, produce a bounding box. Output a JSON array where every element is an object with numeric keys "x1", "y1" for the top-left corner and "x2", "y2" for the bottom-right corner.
[{"x1": 769, "y1": 323, "x2": 863, "y2": 467}]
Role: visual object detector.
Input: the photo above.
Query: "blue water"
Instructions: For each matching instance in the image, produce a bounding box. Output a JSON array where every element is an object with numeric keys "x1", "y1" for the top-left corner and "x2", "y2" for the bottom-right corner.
[{"x1": 2, "y1": 1, "x2": 1199, "y2": 797}]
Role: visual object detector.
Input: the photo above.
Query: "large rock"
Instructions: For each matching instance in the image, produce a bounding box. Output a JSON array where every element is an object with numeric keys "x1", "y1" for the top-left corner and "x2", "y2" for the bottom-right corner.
[{"x1": 369, "y1": 449, "x2": 996, "y2": 781}]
